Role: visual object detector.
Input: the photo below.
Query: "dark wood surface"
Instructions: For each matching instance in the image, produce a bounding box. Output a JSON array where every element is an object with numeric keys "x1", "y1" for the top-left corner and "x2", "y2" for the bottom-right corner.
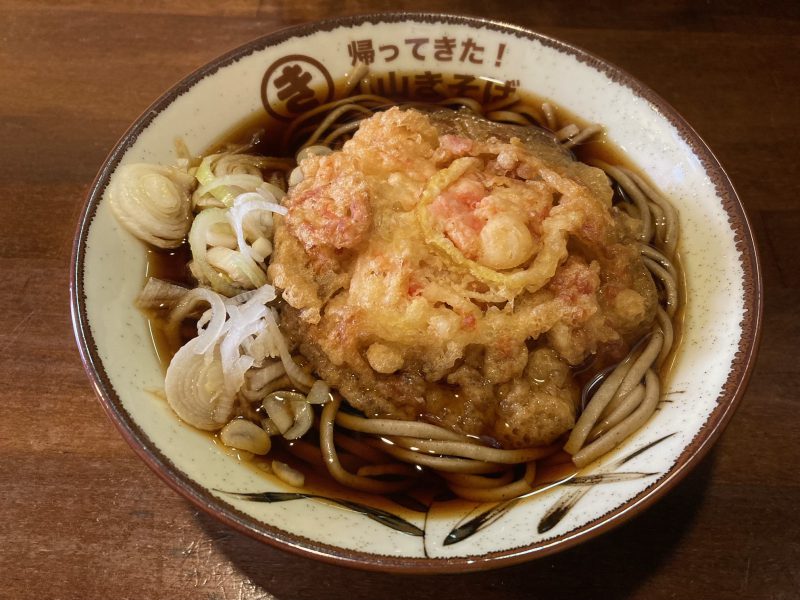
[{"x1": 2, "y1": 1, "x2": 798, "y2": 598}]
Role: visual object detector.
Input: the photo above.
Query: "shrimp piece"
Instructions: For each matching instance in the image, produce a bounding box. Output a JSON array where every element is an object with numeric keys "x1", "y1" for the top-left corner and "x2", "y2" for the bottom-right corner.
[
  {"x1": 429, "y1": 174, "x2": 486, "y2": 259},
  {"x1": 286, "y1": 153, "x2": 372, "y2": 250},
  {"x1": 429, "y1": 172, "x2": 537, "y2": 269}
]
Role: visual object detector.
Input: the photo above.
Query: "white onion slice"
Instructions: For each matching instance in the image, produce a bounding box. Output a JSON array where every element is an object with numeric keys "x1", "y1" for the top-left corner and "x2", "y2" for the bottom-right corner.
[
  {"x1": 220, "y1": 419, "x2": 271, "y2": 455},
  {"x1": 218, "y1": 283, "x2": 275, "y2": 396},
  {"x1": 186, "y1": 288, "x2": 227, "y2": 355},
  {"x1": 296, "y1": 145, "x2": 332, "y2": 163},
  {"x1": 188, "y1": 208, "x2": 241, "y2": 296},
  {"x1": 247, "y1": 362, "x2": 286, "y2": 390},
  {"x1": 164, "y1": 338, "x2": 233, "y2": 431},
  {"x1": 165, "y1": 287, "x2": 227, "y2": 356},
  {"x1": 108, "y1": 163, "x2": 194, "y2": 248},
  {"x1": 261, "y1": 418, "x2": 281, "y2": 436},
  {"x1": 236, "y1": 282, "x2": 276, "y2": 314},
  {"x1": 220, "y1": 318, "x2": 261, "y2": 397},
  {"x1": 206, "y1": 222, "x2": 237, "y2": 248},
  {"x1": 263, "y1": 396, "x2": 294, "y2": 434},
  {"x1": 194, "y1": 173, "x2": 266, "y2": 200},
  {"x1": 272, "y1": 460, "x2": 305, "y2": 487},
  {"x1": 288, "y1": 166, "x2": 304, "y2": 188},
  {"x1": 206, "y1": 247, "x2": 267, "y2": 290},
  {"x1": 162, "y1": 278, "x2": 307, "y2": 443},
  {"x1": 306, "y1": 380, "x2": 331, "y2": 405},
  {"x1": 250, "y1": 237, "x2": 273, "y2": 263},
  {"x1": 283, "y1": 399, "x2": 313, "y2": 440},
  {"x1": 244, "y1": 325, "x2": 276, "y2": 362},
  {"x1": 257, "y1": 182, "x2": 287, "y2": 202},
  {"x1": 227, "y1": 193, "x2": 287, "y2": 262}
]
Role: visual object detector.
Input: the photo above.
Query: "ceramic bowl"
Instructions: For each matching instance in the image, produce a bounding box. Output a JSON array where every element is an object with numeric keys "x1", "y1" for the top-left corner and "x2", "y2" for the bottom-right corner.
[{"x1": 71, "y1": 13, "x2": 762, "y2": 572}]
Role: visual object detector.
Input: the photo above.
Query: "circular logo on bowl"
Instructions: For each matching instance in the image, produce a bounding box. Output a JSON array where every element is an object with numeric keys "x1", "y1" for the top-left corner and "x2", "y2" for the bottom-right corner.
[{"x1": 261, "y1": 55, "x2": 335, "y2": 121}]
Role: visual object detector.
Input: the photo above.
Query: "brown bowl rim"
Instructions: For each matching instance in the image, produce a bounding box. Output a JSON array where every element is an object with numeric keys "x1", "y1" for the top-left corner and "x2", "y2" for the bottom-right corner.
[{"x1": 70, "y1": 11, "x2": 763, "y2": 574}]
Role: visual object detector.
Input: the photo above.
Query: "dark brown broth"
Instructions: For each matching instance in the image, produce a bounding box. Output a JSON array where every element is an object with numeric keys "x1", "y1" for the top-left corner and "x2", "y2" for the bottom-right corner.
[{"x1": 144, "y1": 80, "x2": 683, "y2": 506}]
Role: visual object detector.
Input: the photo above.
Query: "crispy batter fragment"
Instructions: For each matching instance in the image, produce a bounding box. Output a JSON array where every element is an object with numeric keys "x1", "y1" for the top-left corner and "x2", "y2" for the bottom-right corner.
[{"x1": 286, "y1": 153, "x2": 372, "y2": 250}]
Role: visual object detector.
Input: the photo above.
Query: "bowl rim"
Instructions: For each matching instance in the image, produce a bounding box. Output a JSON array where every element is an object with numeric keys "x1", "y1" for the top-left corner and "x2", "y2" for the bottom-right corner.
[{"x1": 70, "y1": 11, "x2": 763, "y2": 573}]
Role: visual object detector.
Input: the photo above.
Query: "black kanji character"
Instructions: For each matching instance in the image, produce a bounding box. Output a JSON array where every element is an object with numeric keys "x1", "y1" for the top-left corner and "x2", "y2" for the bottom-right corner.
[{"x1": 347, "y1": 39, "x2": 376, "y2": 66}]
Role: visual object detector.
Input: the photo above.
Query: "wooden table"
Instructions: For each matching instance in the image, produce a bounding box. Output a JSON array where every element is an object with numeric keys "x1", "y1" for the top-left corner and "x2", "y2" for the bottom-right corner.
[{"x1": 2, "y1": 2, "x2": 798, "y2": 598}]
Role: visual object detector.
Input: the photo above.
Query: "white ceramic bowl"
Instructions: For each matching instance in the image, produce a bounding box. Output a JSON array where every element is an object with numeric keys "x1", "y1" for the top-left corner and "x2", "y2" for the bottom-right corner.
[{"x1": 71, "y1": 13, "x2": 761, "y2": 572}]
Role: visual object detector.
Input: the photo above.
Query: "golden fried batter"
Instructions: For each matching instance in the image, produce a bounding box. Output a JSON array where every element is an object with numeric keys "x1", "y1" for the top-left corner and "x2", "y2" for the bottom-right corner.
[{"x1": 269, "y1": 107, "x2": 657, "y2": 448}]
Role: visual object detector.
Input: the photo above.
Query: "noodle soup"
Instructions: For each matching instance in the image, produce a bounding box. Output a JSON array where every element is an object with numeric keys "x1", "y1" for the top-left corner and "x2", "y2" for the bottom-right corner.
[{"x1": 134, "y1": 76, "x2": 683, "y2": 505}]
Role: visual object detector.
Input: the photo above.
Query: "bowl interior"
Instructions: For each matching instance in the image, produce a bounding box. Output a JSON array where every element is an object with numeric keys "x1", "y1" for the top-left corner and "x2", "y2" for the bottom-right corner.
[{"x1": 71, "y1": 13, "x2": 760, "y2": 571}]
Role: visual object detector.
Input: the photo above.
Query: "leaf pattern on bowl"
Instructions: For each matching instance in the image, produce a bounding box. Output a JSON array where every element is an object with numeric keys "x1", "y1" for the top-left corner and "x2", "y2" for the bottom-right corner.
[
  {"x1": 222, "y1": 432, "x2": 676, "y2": 551},
  {"x1": 218, "y1": 490, "x2": 424, "y2": 536}
]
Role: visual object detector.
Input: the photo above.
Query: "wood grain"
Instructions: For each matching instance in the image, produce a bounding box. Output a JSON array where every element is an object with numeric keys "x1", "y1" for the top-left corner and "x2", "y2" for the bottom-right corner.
[{"x1": 2, "y1": 1, "x2": 798, "y2": 598}]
